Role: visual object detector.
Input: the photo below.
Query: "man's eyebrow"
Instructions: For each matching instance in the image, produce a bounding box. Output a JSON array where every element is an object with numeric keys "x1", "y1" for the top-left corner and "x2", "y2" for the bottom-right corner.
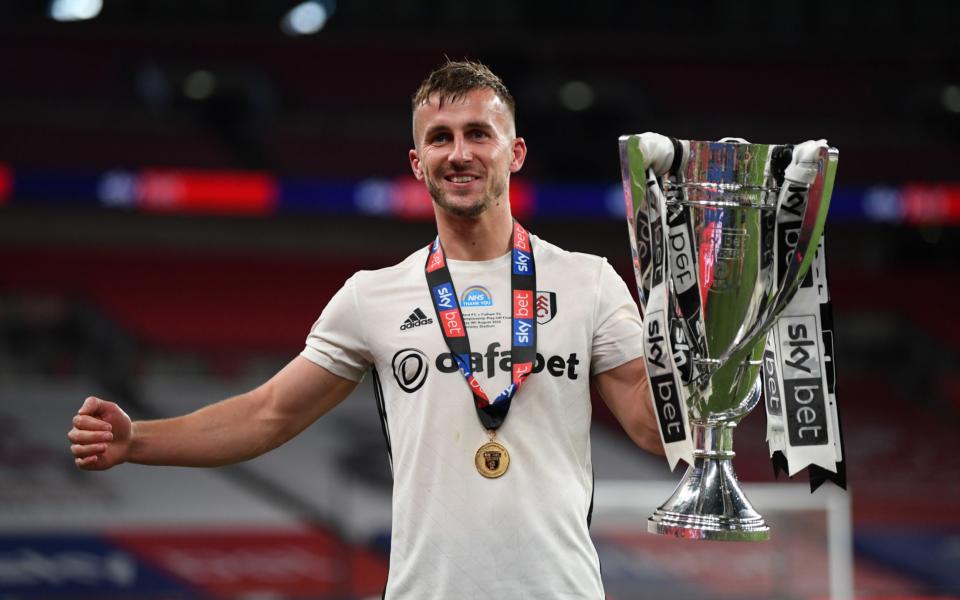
[
  {"x1": 464, "y1": 121, "x2": 494, "y2": 131},
  {"x1": 423, "y1": 124, "x2": 451, "y2": 139},
  {"x1": 423, "y1": 121, "x2": 495, "y2": 139}
]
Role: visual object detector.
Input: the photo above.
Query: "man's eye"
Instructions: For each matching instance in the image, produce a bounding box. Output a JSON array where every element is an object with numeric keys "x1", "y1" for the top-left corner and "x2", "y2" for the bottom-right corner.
[
  {"x1": 471, "y1": 130, "x2": 489, "y2": 140},
  {"x1": 431, "y1": 133, "x2": 449, "y2": 144}
]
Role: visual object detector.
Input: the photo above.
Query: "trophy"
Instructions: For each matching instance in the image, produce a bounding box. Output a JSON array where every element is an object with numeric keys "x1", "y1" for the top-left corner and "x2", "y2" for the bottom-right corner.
[{"x1": 619, "y1": 134, "x2": 840, "y2": 541}]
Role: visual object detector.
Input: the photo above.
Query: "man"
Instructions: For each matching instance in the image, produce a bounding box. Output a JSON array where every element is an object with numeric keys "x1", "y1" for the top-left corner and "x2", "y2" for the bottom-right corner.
[{"x1": 69, "y1": 60, "x2": 663, "y2": 599}]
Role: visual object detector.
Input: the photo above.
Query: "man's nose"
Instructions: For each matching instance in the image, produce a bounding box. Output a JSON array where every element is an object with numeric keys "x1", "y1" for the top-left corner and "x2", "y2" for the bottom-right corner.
[{"x1": 448, "y1": 134, "x2": 473, "y2": 163}]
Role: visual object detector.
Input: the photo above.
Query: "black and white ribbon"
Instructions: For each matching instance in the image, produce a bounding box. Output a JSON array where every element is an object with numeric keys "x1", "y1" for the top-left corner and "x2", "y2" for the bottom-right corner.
[
  {"x1": 622, "y1": 133, "x2": 695, "y2": 470},
  {"x1": 762, "y1": 145, "x2": 846, "y2": 488}
]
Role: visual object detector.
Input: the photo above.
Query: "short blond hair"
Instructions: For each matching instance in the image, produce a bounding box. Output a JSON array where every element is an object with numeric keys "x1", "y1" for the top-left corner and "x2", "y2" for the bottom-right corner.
[{"x1": 411, "y1": 59, "x2": 515, "y2": 119}]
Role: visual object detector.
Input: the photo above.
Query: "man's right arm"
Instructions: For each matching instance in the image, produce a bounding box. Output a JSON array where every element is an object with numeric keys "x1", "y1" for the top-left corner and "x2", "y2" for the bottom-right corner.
[{"x1": 68, "y1": 356, "x2": 358, "y2": 470}]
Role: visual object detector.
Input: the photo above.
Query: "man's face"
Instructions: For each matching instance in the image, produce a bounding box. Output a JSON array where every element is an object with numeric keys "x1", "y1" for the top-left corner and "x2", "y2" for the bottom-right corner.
[{"x1": 409, "y1": 88, "x2": 526, "y2": 219}]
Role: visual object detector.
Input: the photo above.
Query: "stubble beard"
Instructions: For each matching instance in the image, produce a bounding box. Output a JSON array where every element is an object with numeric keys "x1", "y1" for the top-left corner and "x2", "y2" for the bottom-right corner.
[{"x1": 426, "y1": 170, "x2": 507, "y2": 219}]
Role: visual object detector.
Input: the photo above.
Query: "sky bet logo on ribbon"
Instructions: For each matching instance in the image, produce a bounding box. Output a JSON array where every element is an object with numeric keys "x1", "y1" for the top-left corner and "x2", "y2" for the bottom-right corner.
[
  {"x1": 513, "y1": 319, "x2": 534, "y2": 346},
  {"x1": 432, "y1": 283, "x2": 465, "y2": 338},
  {"x1": 513, "y1": 221, "x2": 531, "y2": 252},
  {"x1": 426, "y1": 239, "x2": 446, "y2": 273},
  {"x1": 432, "y1": 283, "x2": 457, "y2": 310},
  {"x1": 440, "y1": 309, "x2": 465, "y2": 337},
  {"x1": 512, "y1": 248, "x2": 533, "y2": 275},
  {"x1": 512, "y1": 361, "x2": 533, "y2": 381},
  {"x1": 513, "y1": 289, "x2": 534, "y2": 346},
  {"x1": 511, "y1": 221, "x2": 533, "y2": 275},
  {"x1": 458, "y1": 353, "x2": 492, "y2": 403}
]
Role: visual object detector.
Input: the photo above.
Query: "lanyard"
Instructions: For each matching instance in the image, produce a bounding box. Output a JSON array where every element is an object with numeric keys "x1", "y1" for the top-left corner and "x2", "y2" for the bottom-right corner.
[{"x1": 424, "y1": 221, "x2": 537, "y2": 431}]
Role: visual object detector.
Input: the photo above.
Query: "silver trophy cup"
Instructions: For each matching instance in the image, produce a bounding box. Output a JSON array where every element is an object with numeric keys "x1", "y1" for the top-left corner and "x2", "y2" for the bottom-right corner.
[{"x1": 619, "y1": 135, "x2": 838, "y2": 541}]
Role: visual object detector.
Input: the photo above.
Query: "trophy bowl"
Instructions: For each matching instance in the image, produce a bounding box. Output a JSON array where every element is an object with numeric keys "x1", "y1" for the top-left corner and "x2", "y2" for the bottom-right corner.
[{"x1": 619, "y1": 135, "x2": 838, "y2": 541}]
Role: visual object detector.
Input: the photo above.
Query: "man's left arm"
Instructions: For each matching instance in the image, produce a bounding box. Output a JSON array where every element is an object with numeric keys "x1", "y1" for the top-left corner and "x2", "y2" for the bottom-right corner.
[{"x1": 593, "y1": 358, "x2": 664, "y2": 456}]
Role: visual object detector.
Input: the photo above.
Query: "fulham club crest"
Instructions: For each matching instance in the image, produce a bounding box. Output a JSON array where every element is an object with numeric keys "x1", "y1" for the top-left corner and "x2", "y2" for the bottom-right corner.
[{"x1": 535, "y1": 291, "x2": 557, "y2": 324}]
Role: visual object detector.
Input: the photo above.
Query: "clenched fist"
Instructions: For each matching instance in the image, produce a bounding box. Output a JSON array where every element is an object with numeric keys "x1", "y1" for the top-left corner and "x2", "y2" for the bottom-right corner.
[{"x1": 68, "y1": 396, "x2": 133, "y2": 470}]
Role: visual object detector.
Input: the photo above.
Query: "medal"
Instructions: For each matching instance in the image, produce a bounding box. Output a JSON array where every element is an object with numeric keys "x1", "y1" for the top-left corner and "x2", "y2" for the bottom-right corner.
[
  {"x1": 476, "y1": 438, "x2": 510, "y2": 478},
  {"x1": 425, "y1": 221, "x2": 536, "y2": 478}
]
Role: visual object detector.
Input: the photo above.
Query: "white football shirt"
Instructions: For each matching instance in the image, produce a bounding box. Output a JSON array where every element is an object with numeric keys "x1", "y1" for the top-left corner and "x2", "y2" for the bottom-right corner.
[{"x1": 302, "y1": 234, "x2": 644, "y2": 599}]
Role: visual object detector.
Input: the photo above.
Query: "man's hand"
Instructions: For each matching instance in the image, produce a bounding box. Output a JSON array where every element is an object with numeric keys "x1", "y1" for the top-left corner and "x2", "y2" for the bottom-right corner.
[
  {"x1": 66, "y1": 358, "x2": 357, "y2": 470},
  {"x1": 785, "y1": 139, "x2": 828, "y2": 186},
  {"x1": 636, "y1": 132, "x2": 677, "y2": 176},
  {"x1": 68, "y1": 396, "x2": 132, "y2": 470}
]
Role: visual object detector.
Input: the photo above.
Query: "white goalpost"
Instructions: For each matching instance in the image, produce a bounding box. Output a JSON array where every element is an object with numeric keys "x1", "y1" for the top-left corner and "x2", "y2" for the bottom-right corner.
[{"x1": 592, "y1": 481, "x2": 854, "y2": 600}]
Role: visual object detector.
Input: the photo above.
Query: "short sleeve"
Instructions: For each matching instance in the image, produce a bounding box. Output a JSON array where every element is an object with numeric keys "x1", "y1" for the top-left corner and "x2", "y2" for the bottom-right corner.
[
  {"x1": 300, "y1": 275, "x2": 373, "y2": 382},
  {"x1": 590, "y1": 260, "x2": 645, "y2": 375}
]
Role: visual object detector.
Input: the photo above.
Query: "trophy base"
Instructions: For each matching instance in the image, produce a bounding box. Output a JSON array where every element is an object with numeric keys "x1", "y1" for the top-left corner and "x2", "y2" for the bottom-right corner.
[
  {"x1": 648, "y1": 510, "x2": 770, "y2": 541},
  {"x1": 648, "y1": 423, "x2": 770, "y2": 542}
]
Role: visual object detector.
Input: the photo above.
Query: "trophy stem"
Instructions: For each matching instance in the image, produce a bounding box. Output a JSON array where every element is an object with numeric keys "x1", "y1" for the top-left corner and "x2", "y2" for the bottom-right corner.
[{"x1": 648, "y1": 422, "x2": 770, "y2": 541}]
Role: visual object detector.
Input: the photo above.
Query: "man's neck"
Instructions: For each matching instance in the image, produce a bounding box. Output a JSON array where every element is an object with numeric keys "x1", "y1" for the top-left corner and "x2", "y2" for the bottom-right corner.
[{"x1": 434, "y1": 208, "x2": 514, "y2": 261}]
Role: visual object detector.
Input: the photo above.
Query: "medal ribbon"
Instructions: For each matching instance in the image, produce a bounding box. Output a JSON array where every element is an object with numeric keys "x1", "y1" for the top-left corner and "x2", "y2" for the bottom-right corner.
[{"x1": 424, "y1": 220, "x2": 537, "y2": 431}]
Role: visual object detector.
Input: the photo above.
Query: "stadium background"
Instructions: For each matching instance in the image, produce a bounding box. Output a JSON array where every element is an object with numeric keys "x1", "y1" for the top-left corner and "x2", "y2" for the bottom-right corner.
[{"x1": 1, "y1": 1, "x2": 958, "y2": 598}]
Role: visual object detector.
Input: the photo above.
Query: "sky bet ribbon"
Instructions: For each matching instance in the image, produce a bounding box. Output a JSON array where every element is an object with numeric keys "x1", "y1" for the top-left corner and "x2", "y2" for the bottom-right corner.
[{"x1": 425, "y1": 220, "x2": 536, "y2": 431}]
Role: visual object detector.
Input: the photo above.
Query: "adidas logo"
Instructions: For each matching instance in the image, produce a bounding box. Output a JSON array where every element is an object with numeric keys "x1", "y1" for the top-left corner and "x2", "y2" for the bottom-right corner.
[{"x1": 400, "y1": 308, "x2": 434, "y2": 331}]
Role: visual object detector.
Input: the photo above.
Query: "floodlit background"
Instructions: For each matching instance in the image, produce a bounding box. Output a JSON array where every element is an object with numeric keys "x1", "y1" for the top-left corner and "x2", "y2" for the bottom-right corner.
[{"x1": 1, "y1": 1, "x2": 958, "y2": 599}]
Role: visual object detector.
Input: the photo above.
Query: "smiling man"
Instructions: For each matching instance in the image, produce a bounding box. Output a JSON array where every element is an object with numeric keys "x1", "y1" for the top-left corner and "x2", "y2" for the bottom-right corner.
[
  {"x1": 68, "y1": 59, "x2": 663, "y2": 599},
  {"x1": 410, "y1": 72, "x2": 521, "y2": 222}
]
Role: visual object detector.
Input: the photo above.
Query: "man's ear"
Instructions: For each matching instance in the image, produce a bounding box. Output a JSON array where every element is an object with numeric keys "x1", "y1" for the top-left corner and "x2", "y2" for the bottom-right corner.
[
  {"x1": 510, "y1": 137, "x2": 527, "y2": 173},
  {"x1": 409, "y1": 148, "x2": 424, "y2": 180}
]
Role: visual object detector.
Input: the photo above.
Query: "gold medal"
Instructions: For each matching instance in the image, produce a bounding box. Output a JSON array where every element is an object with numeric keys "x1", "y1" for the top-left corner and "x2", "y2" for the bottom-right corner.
[{"x1": 475, "y1": 440, "x2": 510, "y2": 478}]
